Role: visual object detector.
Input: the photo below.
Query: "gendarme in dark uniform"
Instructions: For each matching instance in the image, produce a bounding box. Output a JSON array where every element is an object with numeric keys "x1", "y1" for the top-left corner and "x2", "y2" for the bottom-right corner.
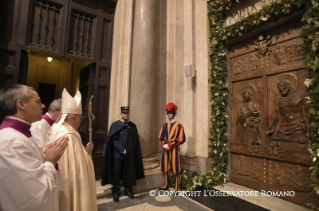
[{"x1": 101, "y1": 106, "x2": 144, "y2": 202}]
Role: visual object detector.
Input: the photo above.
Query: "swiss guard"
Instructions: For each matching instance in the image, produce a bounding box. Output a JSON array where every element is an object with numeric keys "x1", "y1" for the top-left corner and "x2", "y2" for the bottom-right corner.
[
  {"x1": 158, "y1": 102, "x2": 186, "y2": 191},
  {"x1": 101, "y1": 106, "x2": 144, "y2": 202}
]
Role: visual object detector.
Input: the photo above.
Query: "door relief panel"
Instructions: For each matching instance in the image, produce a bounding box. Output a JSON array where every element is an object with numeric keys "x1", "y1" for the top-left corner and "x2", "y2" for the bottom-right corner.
[{"x1": 230, "y1": 19, "x2": 317, "y2": 206}]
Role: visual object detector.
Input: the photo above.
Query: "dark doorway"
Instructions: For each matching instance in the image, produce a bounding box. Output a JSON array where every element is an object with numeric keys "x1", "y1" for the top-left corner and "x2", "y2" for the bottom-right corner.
[{"x1": 38, "y1": 82, "x2": 56, "y2": 113}]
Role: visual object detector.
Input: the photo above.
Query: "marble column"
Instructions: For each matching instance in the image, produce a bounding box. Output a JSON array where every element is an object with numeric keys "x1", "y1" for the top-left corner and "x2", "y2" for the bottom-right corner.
[
  {"x1": 108, "y1": 0, "x2": 134, "y2": 125},
  {"x1": 129, "y1": 0, "x2": 159, "y2": 169}
]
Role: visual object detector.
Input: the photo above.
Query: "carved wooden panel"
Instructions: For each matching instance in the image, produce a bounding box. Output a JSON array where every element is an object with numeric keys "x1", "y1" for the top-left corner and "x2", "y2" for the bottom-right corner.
[
  {"x1": 92, "y1": 65, "x2": 111, "y2": 180},
  {"x1": 99, "y1": 19, "x2": 112, "y2": 62},
  {"x1": 266, "y1": 70, "x2": 309, "y2": 145},
  {"x1": 0, "y1": 49, "x2": 17, "y2": 76},
  {"x1": 67, "y1": 10, "x2": 96, "y2": 58},
  {"x1": 79, "y1": 63, "x2": 95, "y2": 136},
  {"x1": 78, "y1": 64, "x2": 111, "y2": 180},
  {"x1": 27, "y1": 0, "x2": 63, "y2": 52},
  {"x1": 0, "y1": 0, "x2": 15, "y2": 44},
  {"x1": 72, "y1": 0, "x2": 116, "y2": 14},
  {"x1": 270, "y1": 161, "x2": 312, "y2": 192},
  {"x1": 232, "y1": 78, "x2": 266, "y2": 146},
  {"x1": 231, "y1": 154, "x2": 266, "y2": 183},
  {"x1": 93, "y1": 66, "x2": 110, "y2": 151},
  {"x1": 229, "y1": 18, "x2": 317, "y2": 206},
  {"x1": 230, "y1": 21, "x2": 305, "y2": 82}
]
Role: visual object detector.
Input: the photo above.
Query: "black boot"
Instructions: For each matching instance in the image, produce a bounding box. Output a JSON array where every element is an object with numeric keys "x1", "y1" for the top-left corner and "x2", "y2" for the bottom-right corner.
[
  {"x1": 124, "y1": 191, "x2": 135, "y2": 199},
  {"x1": 113, "y1": 193, "x2": 120, "y2": 202}
]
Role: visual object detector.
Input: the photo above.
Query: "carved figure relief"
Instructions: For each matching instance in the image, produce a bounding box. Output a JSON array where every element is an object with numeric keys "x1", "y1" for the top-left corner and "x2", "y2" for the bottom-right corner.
[
  {"x1": 234, "y1": 160, "x2": 263, "y2": 178},
  {"x1": 236, "y1": 84, "x2": 262, "y2": 145},
  {"x1": 248, "y1": 53, "x2": 259, "y2": 71},
  {"x1": 233, "y1": 59, "x2": 246, "y2": 74},
  {"x1": 274, "y1": 165, "x2": 312, "y2": 192},
  {"x1": 229, "y1": 19, "x2": 314, "y2": 205},
  {"x1": 295, "y1": 43, "x2": 306, "y2": 60},
  {"x1": 266, "y1": 73, "x2": 310, "y2": 143},
  {"x1": 284, "y1": 43, "x2": 306, "y2": 62},
  {"x1": 273, "y1": 44, "x2": 287, "y2": 65},
  {"x1": 273, "y1": 43, "x2": 306, "y2": 65}
]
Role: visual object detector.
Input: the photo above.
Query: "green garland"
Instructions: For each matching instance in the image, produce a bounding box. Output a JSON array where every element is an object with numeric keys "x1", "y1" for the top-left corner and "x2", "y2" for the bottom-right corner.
[
  {"x1": 180, "y1": 0, "x2": 319, "y2": 201},
  {"x1": 301, "y1": 0, "x2": 319, "y2": 208}
]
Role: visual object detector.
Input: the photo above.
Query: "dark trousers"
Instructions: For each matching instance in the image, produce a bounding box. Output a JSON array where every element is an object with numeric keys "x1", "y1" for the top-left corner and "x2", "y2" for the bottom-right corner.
[{"x1": 112, "y1": 158, "x2": 132, "y2": 194}]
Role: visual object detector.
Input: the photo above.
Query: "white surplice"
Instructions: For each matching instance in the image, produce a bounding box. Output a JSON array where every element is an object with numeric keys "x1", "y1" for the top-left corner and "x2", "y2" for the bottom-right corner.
[
  {"x1": 0, "y1": 127, "x2": 62, "y2": 211},
  {"x1": 30, "y1": 118, "x2": 51, "y2": 149}
]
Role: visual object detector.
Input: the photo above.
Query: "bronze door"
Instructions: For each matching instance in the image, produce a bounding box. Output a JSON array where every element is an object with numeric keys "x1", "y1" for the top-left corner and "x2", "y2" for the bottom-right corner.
[{"x1": 229, "y1": 18, "x2": 317, "y2": 206}]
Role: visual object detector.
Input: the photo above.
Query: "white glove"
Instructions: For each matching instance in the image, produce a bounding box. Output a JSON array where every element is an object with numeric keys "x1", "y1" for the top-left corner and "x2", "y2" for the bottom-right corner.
[
  {"x1": 123, "y1": 149, "x2": 126, "y2": 154},
  {"x1": 163, "y1": 144, "x2": 170, "y2": 150}
]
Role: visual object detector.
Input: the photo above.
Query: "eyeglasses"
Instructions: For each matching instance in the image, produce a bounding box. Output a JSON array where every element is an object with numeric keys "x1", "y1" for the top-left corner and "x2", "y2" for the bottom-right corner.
[{"x1": 75, "y1": 115, "x2": 84, "y2": 121}]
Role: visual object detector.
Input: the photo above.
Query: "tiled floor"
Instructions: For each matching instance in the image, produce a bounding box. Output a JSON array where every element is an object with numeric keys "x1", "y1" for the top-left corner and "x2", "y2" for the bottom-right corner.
[
  {"x1": 97, "y1": 192, "x2": 212, "y2": 211},
  {"x1": 96, "y1": 181, "x2": 311, "y2": 211}
]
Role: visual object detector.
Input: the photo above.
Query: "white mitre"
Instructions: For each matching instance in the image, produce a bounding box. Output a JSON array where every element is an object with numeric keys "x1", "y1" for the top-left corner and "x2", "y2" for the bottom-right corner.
[
  {"x1": 61, "y1": 88, "x2": 82, "y2": 114},
  {"x1": 45, "y1": 88, "x2": 82, "y2": 147}
]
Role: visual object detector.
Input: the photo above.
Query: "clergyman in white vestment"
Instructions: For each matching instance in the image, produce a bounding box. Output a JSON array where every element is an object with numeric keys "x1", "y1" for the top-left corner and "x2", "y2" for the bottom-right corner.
[{"x1": 0, "y1": 84, "x2": 68, "y2": 211}]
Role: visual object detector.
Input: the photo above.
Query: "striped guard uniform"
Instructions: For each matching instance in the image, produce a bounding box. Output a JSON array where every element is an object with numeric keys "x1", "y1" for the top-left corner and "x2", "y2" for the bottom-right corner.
[{"x1": 158, "y1": 120, "x2": 186, "y2": 191}]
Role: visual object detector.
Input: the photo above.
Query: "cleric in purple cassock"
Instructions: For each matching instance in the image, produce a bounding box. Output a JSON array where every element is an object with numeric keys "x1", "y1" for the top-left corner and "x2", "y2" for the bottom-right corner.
[
  {"x1": 0, "y1": 84, "x2": 68, "y2": 211},
  {"x1": 101, "y1": 106, "x2": 144, "y2": 202}
]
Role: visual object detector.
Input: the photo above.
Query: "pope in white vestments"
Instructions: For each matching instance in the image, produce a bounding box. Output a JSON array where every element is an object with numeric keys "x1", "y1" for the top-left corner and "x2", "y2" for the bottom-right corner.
[{"x1": 46, "y1": 88, "x2": 97, "y2": 211}]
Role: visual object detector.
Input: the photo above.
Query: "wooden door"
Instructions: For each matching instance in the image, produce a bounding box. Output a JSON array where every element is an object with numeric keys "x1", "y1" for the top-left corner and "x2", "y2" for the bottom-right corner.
[
  {"x1": 229, "y1": 18, "x2": 317, "y2": 206},
  {"x1": 0, "y1": 48, "x2": 27, "y2": 122},
  {"x1": 79, "y1": 63, "x2": 111, "y2": 180}
]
